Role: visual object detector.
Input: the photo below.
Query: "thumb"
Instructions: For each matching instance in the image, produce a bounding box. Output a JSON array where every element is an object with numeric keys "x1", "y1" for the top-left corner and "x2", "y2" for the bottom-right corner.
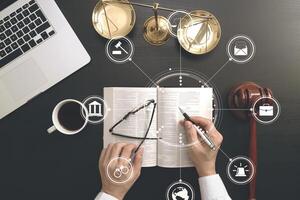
[{"x1": 183, "y1": 121, "x2": 198, "y2": 144}]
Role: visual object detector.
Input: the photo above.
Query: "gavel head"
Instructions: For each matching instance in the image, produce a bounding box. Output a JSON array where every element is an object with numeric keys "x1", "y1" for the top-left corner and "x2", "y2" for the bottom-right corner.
[
  {"x1": 115, "y1": 41, "x2": 122, "y2": 48},
  {"x1": 228, "y1": 82, "x2": 273, "y2": 120}
]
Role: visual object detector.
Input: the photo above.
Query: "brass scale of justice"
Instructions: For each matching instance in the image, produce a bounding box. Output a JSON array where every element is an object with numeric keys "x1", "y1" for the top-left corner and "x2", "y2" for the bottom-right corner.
[{"x1": 92, "y1": 0, "x2": 222, "y2": 55}]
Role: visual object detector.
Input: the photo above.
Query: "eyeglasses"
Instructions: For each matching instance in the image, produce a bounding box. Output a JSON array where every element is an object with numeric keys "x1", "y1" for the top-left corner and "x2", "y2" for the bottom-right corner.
[{"x1": 109, "y1": 99, "x2": 158, "y2": 153}]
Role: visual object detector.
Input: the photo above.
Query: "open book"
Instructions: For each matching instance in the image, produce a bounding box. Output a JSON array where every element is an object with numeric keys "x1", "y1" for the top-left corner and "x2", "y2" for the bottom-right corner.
[{"x1": 103, "y1": 87, "x2": 213, "y2": 168}]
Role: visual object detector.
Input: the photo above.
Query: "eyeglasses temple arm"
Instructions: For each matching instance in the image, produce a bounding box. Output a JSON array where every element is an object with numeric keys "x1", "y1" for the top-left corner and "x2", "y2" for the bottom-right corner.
[
  {"x1": 135, "y1": 103, "x2": 157, "y2": 153},
  {"x1": 109, "y1": 107, "x2": 139, "y2": 133},
  {"x1": 109, "y1": 104, "x2": 153, "y2": 132},
  {"x1": 131, "y1": 99, "x2": 155, "y2": 114}
]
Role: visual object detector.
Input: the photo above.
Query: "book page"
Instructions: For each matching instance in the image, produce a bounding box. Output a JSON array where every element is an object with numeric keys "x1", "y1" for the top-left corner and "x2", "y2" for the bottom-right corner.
[
  {"x1": 157, "y1": 88, "x2": 213, "y2": 168},
  {"x1": 103, "y1": 87, "x2": 158, "y2": 167}
]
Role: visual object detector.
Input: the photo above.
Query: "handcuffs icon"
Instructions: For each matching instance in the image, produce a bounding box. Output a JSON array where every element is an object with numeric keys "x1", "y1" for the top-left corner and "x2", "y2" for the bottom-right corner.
[{"x1": 113, "y1": 165, "x2": 130, "y2": 178}]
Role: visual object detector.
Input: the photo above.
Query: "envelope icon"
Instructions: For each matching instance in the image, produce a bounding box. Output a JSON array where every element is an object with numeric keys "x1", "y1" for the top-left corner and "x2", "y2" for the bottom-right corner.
[
  {"x1": 259, "y1": 104, "x2": 274, "y2": 116},
  {"x1": 234, "y1": 41, "x2": 248, "y2": 56}
]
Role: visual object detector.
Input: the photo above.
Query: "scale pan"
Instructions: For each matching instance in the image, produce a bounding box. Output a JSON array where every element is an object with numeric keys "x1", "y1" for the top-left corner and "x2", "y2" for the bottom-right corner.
[
  {"x1": 92, "y1": 0, "x2": 136, "y2": 39},
  {"x1": 177, "y1": 10, "x2": 221, "y2": 55}
]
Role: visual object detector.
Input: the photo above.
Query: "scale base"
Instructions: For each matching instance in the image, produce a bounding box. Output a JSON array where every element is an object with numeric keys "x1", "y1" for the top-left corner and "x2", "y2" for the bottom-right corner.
[{"x1": 143, "y1": 16, "x2": 170, "y2": 46}]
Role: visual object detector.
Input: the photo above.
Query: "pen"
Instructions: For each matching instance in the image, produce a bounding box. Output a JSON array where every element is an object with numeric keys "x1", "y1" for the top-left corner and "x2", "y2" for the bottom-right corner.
[
  {"x1": 129, "y1": 152, "x2": 136, "y2": 162},
  {"x1": 178, "y1": 107, "x2": 216, "y2": 150}
]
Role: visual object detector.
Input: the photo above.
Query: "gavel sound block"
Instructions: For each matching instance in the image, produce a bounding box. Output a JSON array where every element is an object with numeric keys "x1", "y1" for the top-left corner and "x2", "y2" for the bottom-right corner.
[{"x1": 228, "y1": 82, "x2": 273, "y2": 200}]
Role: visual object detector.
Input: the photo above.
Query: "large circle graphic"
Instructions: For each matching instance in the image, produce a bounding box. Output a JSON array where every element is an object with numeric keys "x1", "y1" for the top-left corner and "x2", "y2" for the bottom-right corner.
[{"x1": 146, "y1": 68, "x2": 223, "y2": 148}]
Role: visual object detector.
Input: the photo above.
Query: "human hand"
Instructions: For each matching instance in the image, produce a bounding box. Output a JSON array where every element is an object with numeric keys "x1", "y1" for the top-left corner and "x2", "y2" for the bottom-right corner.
[
  {"x1": 99, "y1": 143, "x2": 144, "y2": 200},
  {"x1": 180, "y1": 117, "x2": 223, "y2": 177}
]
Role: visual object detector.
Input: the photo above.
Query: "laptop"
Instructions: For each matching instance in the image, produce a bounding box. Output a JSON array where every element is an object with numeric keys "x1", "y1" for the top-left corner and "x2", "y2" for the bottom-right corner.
[{"x1": 0, "y1": 0, "x2": 91, "y2": 119}]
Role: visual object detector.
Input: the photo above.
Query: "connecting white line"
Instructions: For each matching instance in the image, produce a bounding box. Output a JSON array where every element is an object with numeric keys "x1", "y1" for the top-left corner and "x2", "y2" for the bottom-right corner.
[
  {"x1": 210, "y1": 108, "x2": 252, "y2": 111},
  {"x1": 130, "y1": 59, "x2": 159, "y2": 87},
  {"x1": 218, "y1": 147, "x2": 232, "y2": 161},
  {"x1": 179, "y1": 46, "x2": 182, "y2": 76},
  {"x1": 179, "y1": 144, "x2": 182, "y2": 180},
  {"x1": 204, "y1": 59, "x2": 231, "y2": 85}
]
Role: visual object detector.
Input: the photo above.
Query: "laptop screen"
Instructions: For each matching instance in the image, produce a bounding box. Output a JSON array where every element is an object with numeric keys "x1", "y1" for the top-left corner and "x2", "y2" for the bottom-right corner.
[{"x1": 0, "y1": 0, "x2": 17, "y2": 11}]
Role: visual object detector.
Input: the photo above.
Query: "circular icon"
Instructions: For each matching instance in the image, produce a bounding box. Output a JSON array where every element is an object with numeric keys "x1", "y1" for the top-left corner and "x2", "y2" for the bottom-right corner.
[
  {"x1": 81, "y1": 95, "x2": 109, "y2": 124},
  {"x1": 251, "y1": 96, "x2": 281, "y2": 124},
  {"x1": 226, "y1": 156, "x2": 255, "y2": 185},
  {"x1": 166, "y1": 180, "x2": 194, "y2": 200},
  {"x1": 105, "y1": 37, "x2": 134, "y2": 63},
  {"x1": 167, "y1": 10, "x2": 191, "y2": 37},
  {"x1": 106, "y1": 157, "x2": 133, "y2": 184},
  {"x1": 227, "y1": 35, "x2": 256, "y2": 64}
]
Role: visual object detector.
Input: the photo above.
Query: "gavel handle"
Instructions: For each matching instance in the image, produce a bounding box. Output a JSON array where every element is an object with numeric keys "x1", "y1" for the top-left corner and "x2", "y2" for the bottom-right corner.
[{"x1": 249, "y1": 116, "x2": 257, "y2": 200}]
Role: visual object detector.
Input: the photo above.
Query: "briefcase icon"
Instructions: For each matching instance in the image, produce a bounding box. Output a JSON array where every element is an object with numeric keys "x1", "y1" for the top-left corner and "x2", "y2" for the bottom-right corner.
[
  {"x1": 234, "y1": 41, "x2": 248, "y2": 56},
  {"x1": 259, "y1": 104, "x2": 274, "y2": 116}
]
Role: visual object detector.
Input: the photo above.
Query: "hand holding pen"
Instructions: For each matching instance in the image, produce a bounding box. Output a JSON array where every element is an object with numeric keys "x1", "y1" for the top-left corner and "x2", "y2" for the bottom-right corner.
[
  {"x1": 179, "y1": 107, "x2": 216, "y2": 150},
  {"x1": 179, "y1": 113, "x2": 224, "y2": 177}
]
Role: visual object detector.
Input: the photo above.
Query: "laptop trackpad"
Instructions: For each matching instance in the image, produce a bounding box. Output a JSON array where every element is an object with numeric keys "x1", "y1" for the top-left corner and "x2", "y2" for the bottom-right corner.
[{"x1": 1, "y1": 58, "x2": 47, "y2": 101}]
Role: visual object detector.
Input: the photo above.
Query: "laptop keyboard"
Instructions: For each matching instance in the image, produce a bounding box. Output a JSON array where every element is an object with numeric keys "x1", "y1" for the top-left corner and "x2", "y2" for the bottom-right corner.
[{"x1": 0, "y1": 0, "x2": 55, "y2": 68}]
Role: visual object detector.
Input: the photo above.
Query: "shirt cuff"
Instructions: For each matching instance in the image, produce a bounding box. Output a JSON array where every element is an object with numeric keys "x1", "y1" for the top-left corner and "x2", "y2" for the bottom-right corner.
[
  {"x1": 95, "y1": 192, "x2": 119, "y2": 200},
  {"x1": 198, "y1": 174, "x2": 231, "y2": 200}
]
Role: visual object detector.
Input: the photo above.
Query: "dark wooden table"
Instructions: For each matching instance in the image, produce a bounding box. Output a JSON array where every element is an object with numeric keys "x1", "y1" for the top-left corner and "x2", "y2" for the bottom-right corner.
[{"x1": 1, "y1": 0, "x2": 300, "y2": 199}]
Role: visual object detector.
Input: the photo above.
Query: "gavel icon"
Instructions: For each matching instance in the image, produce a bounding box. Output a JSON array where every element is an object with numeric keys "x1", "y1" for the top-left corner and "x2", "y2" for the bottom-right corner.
[
  {"x1": 114, "y1": 41, "x2": 128, "y2": 54},
  {"x1": 228, "y1": 82, "x2": 273, "y2": 200}
]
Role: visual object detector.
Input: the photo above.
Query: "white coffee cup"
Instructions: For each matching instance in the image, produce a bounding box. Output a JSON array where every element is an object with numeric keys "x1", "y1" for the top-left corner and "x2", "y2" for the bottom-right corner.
[{"x1": 47, "y1": 99, "x2": 89, "y2": 135}]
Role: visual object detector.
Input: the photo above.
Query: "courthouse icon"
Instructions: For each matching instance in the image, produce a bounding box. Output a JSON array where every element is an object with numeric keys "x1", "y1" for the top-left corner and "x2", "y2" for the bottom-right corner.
[{"x1": 88, "y1": 101, "x2": 103, "y2": 117}]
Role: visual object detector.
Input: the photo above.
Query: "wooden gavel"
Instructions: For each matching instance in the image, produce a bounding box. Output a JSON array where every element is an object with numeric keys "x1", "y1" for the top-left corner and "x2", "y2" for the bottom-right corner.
[{"x1": 228, "y1": 82, "x2": 273, "y2": 200}]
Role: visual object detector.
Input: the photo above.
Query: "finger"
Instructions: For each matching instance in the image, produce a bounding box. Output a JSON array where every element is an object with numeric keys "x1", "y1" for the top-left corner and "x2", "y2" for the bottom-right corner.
[
  {"x1": 192, "y1": 119, "x2": 222, "y2": 149},
  {"x1": 181, "y1": 120, "x2": 204, "y2": 147},
  {"x1": 120, "y1": 144, "x2": 137, "y2": 159},
  {"x1": 212, "y1": 131, "x2": 223, "y2": 147},
  {"x1": 109, "y1": 142, "x2": 127, "y2": 159},
  {"x1": 179, "y1": 120, "x2": 185, "y2": 126},
  {"x1": 183, "y1": 121, "x2": 198, "y2": 144},
  {"x1": 119, "y1": 144, "x2": 137, "y2": 167},
  {"x1": 190, "y1": 116, "x2": 215, "y2": 131},
  {"x1": 132, "y1": 147, "x2": 144, "y2": 176}
]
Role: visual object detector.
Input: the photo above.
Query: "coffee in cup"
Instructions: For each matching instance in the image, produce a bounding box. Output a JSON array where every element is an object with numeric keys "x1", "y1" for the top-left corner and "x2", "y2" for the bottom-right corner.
[{"x1": 47, "y1": 99, "x2": 88, "y2": 135}]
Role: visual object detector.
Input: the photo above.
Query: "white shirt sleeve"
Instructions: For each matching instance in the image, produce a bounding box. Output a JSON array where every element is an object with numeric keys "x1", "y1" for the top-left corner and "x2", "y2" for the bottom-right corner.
[
  {"x1": 95, "y1": 192, "x2": 118, "y2": 200},
  {"x1": 95, "y1": 175, "x2": 230, "y2": 200},
  {"x1": 198, "y1": 174, "x2": 231, "y2": 200}
]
